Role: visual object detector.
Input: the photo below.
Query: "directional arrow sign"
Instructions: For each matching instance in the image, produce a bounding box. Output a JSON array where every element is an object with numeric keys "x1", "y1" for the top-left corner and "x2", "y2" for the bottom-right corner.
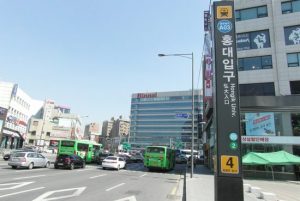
[
  {"x1": 0, "y1": 182, "x2": 34, "y2": 190},
  {"x1": 175, "y1": 113, "x2": 189, "y2": 119},
  {"x1": 32, "y1": 187, "x2": 86, "y2": 201}
]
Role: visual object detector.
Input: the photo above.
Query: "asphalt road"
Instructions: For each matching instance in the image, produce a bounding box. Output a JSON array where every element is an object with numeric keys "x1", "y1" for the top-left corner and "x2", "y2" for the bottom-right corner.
[{"x1": 0, "y1": 160, "x2": 185, "y2": 201}]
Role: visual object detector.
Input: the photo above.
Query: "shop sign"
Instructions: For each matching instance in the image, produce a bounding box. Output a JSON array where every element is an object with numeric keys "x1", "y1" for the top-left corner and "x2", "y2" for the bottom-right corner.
[
  {"x1": 241, "y1": 136, "x2": 300, "y2": 145},
  {"x1": 204, "y1": 10, "x2": 210, "y2": 31},
  {"x1": 137, "y1": 93, "x2": 158, "y2": 99}
]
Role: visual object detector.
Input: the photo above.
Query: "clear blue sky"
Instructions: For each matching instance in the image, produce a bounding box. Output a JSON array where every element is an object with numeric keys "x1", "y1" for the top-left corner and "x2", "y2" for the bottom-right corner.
[{"x1": 0, "y1": 0, "x2": 210, "y2": 125}]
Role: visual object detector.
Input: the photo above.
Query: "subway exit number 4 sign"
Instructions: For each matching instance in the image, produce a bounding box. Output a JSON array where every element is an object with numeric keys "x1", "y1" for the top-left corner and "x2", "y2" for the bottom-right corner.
[{"x1": 221, "y1": 155, "x2": 239, "y2": 174}]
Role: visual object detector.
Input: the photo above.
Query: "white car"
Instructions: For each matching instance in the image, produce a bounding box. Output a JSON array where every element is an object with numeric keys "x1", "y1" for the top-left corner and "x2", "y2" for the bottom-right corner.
[{"x1": 102, "y1": 156, "x2": 126, "y2": 170}]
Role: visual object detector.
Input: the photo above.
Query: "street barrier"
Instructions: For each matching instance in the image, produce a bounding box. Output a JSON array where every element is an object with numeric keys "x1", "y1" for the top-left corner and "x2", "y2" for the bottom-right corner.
[{"x1": 259, "y1": 192, "x2": 277, "y2": 201}]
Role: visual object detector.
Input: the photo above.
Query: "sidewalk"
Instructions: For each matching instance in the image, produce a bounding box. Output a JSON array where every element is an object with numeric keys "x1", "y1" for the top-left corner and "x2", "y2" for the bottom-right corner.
[{"x1": 186, "y1": 165, "x2": 300, "y2": 201}]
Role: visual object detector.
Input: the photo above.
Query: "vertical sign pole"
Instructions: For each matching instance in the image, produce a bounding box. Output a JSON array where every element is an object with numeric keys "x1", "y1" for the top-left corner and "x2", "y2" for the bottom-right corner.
[{"x1": 212, "y1": 1, "x2": 244, "y2": 201}]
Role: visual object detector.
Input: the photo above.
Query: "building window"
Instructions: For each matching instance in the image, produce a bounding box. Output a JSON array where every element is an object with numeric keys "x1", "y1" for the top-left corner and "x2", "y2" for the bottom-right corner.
[
  {"x1": 287, "y1": 52, "x2": 300, "y2": 67},
  {"x1": 291, "y1": 113, "x2": 300, "y2": 136},
  {"x1": 239, "y1": 82, "x2": 275, "y2": 96},
  {"x1": 46, "y1": 132, "x2": 51, "y2": 136},
  {"x1": 284, "y1": 25, "x2": 300, "y2": 46},
  {"x1": 31, "y1": 131, "x2": 36, "y2": 136},
  {"x1": 236, "y1": 6, "x2": 268, "y2": 21},
  {"x1": 282, "y1": 0, "x2": 300, "y2": 14},
  {"x1": 33, "y1": 121, "x2": 39, "y2": 126},
  {"x1": 238, "y1": 55, "x2": 272, "y2": 71},
  {"x1": 237, "y1": 30, "x2": 271, "y2": 51},
  {"x1": 290, "y1": 81, "x2": 300, "y2": 94},
  {"x1": 29, "y1": 139, "x2": 34, "y2": 144}
]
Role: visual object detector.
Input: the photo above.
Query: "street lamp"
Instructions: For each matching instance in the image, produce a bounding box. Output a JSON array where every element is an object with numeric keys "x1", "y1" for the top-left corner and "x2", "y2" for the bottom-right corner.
[{"x1": 158, "y1": 52, "x2": 195, "y2": 178}]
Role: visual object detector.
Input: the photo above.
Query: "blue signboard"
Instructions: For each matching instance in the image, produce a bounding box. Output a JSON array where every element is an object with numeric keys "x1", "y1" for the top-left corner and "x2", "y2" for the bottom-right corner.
[
  {"x1": 245, "y1": 112, "x2": 276, "y2": 136},
  {"x1": 175, "y1": 113, "x2": 189, "y2": 119}
]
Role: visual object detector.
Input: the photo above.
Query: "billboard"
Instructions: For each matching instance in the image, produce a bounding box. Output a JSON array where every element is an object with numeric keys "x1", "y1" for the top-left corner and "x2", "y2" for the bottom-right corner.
[{"x1": 245, "y1": 112, "x2": 276, "y2": 136}]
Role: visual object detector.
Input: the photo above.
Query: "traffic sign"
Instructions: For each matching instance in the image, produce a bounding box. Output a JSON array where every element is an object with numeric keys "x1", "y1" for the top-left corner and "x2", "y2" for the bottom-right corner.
[
  {"x1": 175, "y1": 113, "x2": 189, "y2": 119},
  {"x1": 221, "y1": 155, "x2": 239, "y2": 174}
]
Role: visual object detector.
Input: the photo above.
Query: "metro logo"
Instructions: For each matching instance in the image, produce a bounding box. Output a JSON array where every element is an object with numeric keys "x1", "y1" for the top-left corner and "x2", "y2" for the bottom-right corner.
[{"x1": 217, "y1": 6, "x2": 232, "y2": 19}]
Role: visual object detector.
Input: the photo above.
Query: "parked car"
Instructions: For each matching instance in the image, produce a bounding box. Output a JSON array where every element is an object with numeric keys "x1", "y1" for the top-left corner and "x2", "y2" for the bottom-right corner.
[
  {"x1": 95, "y1": 152, "x2": 113, "y2": 165},
  {"x1": 117, "y1": 154, "x2": 133, "y2": 164},
  {"x1": 102, "y1": 156, "x2": 126, "y2": 170},
  {"x1": 175, "y1": 154, "x2": 188, "y2": 164},
  {"x1": 3, "y1": 149, "x2": 35, "y2": 161},
  {"x1": 8, "y1": 152, "x2": 50, "y2": 169},
  {"x1": 130, "y1": 153, "x2": 144, "y2": 163},
  {"x1": 54, "y1": 154, "x2": 85, "y2": 170}
]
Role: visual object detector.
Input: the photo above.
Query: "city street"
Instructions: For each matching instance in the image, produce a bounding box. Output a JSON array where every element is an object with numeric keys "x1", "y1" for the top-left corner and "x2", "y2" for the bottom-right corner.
[{"x1": 0, "y1": 160, "x2": 184, "y2": 201}]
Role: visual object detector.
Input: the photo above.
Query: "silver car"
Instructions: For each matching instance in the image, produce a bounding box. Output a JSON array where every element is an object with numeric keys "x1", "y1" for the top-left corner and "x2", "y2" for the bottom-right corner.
[{"x1": 8, "y1": 152, "x2": 50, "y2": 169}]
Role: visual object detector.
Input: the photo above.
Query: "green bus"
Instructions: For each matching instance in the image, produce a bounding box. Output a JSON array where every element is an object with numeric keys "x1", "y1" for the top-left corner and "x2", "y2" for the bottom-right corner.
[
  {"x1": 144, "y1": 146, "x2": 175, "y2": 171},
  {"x1": 57, "y1": 140, "x2": 102, "y2": 163}
]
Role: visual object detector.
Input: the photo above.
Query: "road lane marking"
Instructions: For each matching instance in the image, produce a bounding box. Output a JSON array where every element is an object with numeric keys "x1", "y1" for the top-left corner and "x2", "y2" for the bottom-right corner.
[
  {"x1": 90, "y1": 174, "x2": 106, "y2": 179},
  {"x1": 13, "y1": 175, "x2": 46, "y2": 180},
  {"x1": 0, "y1": 187, "x2": 45, "y2": 198},
  {"x1": 170, "y1": 178, "x2": 181, "y2": 195},
  {"x1": 105, "y1": 183, "x2": 125, "y2": 192},
  {"x1": 114, "y1": 196, "x2": 137, "y2": 201},
  {"x1": 77, "y1": 168, "x2": 94, "y2": 172},
  {"x1": 32, "y1": 187, "x2": 86, "y2": 201},
  {"x1": 139, "y1": 173, "x2": 147, "y2": 177},
  {"x1": 15, "y1": 168, "x2": 48, "y2": 172}
]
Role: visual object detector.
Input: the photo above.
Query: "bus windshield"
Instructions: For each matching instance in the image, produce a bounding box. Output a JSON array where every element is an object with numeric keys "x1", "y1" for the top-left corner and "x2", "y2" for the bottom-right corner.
[
  {"x1": 147, "y1": 147, "x2": 165, "y2": 153},
  {"x1": 61, "y1": 141, "x2": 75, "y2": 147}
]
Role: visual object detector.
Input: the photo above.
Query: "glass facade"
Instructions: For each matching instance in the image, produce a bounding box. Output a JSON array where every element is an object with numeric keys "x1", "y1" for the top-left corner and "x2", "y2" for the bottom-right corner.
[
  {"x1": 238, "y1": 55, "x2": 272, "y2": 71},
  {"x1": 282, "y1": 0, "x2": 300, "y2": 14},
  {"x1": 287, "y1": 52, "x2": 300, "y2": 67},
  {"x1": 236, "y1": 6, "x2": 268, "y2": 21},
  {"x1": 290, "y1": 81, "x2": 300, "y2": 94},
  {"x1": 130, "y1": 91, "x2": 202, "y2": 147},
  {"x1": 239, "y1": 82, "x2": 275, "y2": 96}
]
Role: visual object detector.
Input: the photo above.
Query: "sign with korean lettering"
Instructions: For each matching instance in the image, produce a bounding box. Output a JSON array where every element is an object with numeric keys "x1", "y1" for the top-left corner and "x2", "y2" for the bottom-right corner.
[
  {"x1": 221, "y1": 155, "x2": 239, "y2": 174},
  {"x1": 245, "y1": 113, "x2": 275, "y2": 136},
  {"x1": 213, "y1": 1, "x2": 242, "y2": 178}
]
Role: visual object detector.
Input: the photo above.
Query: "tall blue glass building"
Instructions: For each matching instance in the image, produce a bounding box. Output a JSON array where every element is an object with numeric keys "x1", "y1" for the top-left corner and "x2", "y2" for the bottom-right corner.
[{"x1": 129, "y1": 90, "x2": 203, "y2": 148}]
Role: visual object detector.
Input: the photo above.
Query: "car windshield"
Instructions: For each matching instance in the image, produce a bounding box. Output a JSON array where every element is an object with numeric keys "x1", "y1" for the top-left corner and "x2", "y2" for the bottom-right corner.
[
  {"x1": 13, "y1": 153, "x2": 26, "y2": 157},
  {"x1": 57, "y1": 155, "x2": 71, "y2": 159},
  {"x1": 105, "y1": 157, "x2": 117, "y2": 160}
]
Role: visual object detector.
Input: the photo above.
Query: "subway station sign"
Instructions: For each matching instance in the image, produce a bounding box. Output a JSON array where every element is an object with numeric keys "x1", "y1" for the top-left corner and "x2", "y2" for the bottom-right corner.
[
  {"x1": 213, "y1": 2, "x2": 244, "y2": 200},
  {"x1": 213, "y1": 1, "x2": 242, "y2": 178}
]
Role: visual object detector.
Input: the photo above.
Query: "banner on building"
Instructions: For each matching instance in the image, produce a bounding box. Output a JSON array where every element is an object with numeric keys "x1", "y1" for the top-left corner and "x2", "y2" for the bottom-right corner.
[{"x1": 245, "y1": 112, "x2": 276, "y2": 136}]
